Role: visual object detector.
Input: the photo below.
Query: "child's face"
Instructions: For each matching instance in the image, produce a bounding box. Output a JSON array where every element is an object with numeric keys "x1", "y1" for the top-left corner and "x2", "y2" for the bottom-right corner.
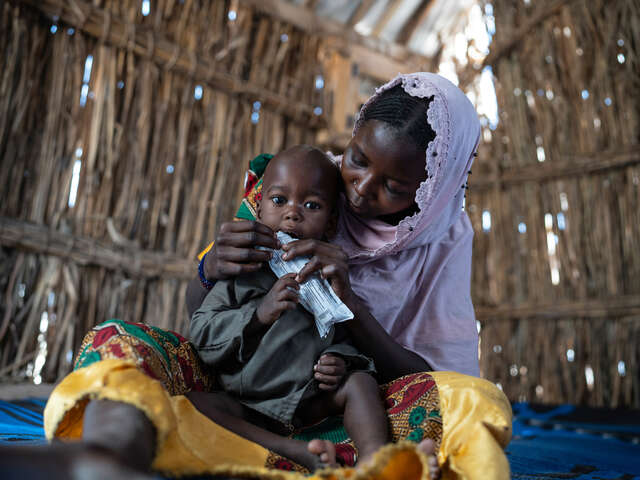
[{"x1": 258, "y1": 150, "x2": 338, "y2": 240}]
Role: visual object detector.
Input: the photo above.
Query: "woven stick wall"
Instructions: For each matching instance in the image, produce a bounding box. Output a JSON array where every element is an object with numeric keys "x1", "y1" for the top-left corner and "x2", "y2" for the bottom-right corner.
[
  {"x1": 468, "y1": 0, "x2": 640, "y2": 407},
  {"x1": 0, "y1": 0, "x2": 326, "y2": 383}
]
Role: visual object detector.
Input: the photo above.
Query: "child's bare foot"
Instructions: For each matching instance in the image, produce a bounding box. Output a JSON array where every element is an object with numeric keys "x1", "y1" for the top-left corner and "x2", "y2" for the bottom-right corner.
[
  {"x1": 306, "y1": 439, "x2": 338, "y2": 468},
  {"x1": 273, "y1": 438, "x2": 338, "y2": 472},
  {"x1": 417, "y1": 439, "x2": 440, "y2": 479}
]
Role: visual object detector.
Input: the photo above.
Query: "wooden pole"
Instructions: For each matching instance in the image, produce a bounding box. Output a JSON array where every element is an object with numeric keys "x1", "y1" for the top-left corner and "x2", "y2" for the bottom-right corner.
[
  {"x1": 0, "y1": 217, "x2": 194, "y2": 280},
  {"x1": 471, "y1": 147, "x2": 640, "y2": 190}
]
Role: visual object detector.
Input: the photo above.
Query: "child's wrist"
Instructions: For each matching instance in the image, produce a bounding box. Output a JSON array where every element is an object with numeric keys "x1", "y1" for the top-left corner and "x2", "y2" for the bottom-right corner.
[
  {"x1": 256, "y1": 304, "x2": 282, "y2": 326},
  {"x1": 248, "y1": 311, "x2": 271, "y2": 334},
  {"x1": 255, "y1": 303, "x2": 271, "y2": 325}
]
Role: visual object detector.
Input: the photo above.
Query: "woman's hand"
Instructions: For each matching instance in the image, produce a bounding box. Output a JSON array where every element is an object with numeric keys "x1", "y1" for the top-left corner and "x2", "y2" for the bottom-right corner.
[
  {"x1": 281, "y1": 240, "x2": 352, "y2": 300},
  {"x1": 204, "y1": 221, "x2": 280, "y2": 281},
  {"x1": 314, "y1": 354, "x2": 347, "y2": 391},
  {"x1": 256, "y1": 273, "x2": 300, "y2": 325}
]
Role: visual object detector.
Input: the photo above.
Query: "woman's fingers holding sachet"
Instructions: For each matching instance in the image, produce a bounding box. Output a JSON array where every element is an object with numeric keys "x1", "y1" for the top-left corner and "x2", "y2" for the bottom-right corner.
[
  {"x1": 281, "y1": 238, "x2": 345, "y2": 260},
  {"x1": 217, "y1": 220, "x2": 280, "y2": 249},
  {"x1": 206, "y1": 221, "x2": 280, "y2": 281},
  {"x1": 281, "y1": 240, "x2": 351, "y2": 299},
  {"x1": 280, "y1": 239, "x2": 348, "y2": 283}
]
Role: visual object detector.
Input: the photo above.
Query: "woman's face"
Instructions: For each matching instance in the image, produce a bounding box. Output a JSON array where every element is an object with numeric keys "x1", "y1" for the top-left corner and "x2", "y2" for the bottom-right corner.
[{"x1": 341, "y1": 119, "x2": 428, "y2": 222}]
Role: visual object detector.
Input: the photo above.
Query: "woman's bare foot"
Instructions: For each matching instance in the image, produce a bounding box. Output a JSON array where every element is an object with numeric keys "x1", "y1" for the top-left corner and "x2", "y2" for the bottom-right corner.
[
  {"x1": 306, "y1": 439, "x2": 338, "y2": 469},
  {"x1": 417, "y1": 439, "x2": 440, "y2": 479},
  {"x1": 0, "y1": 443, "x2": 154, "y2": 480}
]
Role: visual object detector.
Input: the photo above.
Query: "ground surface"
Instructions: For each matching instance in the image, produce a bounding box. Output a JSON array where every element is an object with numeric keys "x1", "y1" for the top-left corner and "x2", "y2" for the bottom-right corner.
[{"x1": 1, "y1": 398, "x2": 639, "y2": 479}]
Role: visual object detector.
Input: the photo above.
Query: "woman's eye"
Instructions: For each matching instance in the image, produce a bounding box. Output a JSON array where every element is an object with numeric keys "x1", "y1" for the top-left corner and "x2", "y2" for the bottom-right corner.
[
  {"x1": 385, "y1": 183, "x2": 404, "y2": 196},
  {"x1": 304, "y1": 201, "x2": 321, "y2": 210},
  {"x1": 348, "y1": 151, "x2": 366, "y2": 167},
  {"x1": 271, "y1": 196, "x2": 286, "y2": 205}
]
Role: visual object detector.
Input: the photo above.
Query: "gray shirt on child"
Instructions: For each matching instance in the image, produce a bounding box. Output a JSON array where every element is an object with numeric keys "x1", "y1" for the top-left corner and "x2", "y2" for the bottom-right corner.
[{"x1": 190, "y1": 267, "x2": 375, "y2": 426}]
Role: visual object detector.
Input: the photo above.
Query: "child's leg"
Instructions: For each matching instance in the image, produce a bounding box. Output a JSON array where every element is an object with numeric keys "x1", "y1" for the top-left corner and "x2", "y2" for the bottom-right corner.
[
  {"x1": 185, "y1": 391, "x2": 336, "y2": 471},
  {"x1": 337, "y1": 371, "x2": 389, "y2": 463},
  {"x1": 301, "y1": 371, "x2": 389, "y2": 465}
]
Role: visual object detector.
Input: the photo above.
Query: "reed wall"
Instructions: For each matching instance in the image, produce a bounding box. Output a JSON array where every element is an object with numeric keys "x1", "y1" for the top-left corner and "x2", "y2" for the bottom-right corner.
[
  {"x1": 0, "y1": 0, "x2": 324, "y2": 382},
  {"x1": 1, "y1": 0, "x2": 638, "y2": 409},
  {"x1": 469, "y1": 0, "x2": 640, "y2": 407}
]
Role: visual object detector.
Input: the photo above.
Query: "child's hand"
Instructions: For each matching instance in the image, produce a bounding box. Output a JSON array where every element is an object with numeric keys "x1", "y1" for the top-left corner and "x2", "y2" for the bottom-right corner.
[
  {"x1": 256, "y1": 273, "x2": 300, "y2": 325},
  {"x1": 314, "y1": 354, "x2": 347, "y2": 391}
]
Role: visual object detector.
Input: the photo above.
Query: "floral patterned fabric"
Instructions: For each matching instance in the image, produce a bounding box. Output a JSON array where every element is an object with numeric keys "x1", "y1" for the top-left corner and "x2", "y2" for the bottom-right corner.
[
  {"x1": 266, "y1": 372, "x2": 442, "y2": 473},
  {"x1": 73, "y1": 321, "x2": 441, "y2": 472},
  {"x1": 74, "y1": 319, "x2": 213, "y2": 395}
]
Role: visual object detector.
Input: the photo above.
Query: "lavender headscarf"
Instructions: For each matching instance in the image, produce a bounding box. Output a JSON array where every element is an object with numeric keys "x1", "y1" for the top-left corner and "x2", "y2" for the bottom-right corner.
[{"x1": 332, "y1": 73, "x2": 481, "y2": 376}]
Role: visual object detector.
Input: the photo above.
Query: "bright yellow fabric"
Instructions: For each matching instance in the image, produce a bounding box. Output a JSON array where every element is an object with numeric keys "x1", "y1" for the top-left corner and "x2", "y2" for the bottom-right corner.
[
  {"x1": 431, "y1": 371, "x2": 512, "y2": 480},
  {"x1": 44, "y1": 359, "x2": 269, "y2": 477},
  {"x1": 44, "y1": 359, "x2": 434, "y2": 479},
  {"x1": 44, "y1": 360, "x2": 510, "y2": 479},
  {"x1": 197, "y1": 241, "x2": 214, "y2": 261}
]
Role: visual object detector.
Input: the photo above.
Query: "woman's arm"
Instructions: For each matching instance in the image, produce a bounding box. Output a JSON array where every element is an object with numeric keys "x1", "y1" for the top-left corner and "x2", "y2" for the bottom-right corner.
[
  {"x1": 342, "y1": 292, "x2": 431, "y2": 383},
  {"x1": 282, "y1": 239, "x2": 432, "y2": 383},
  {"x1": 186, "y1": 220, "x2": 280, "y2": 317}
]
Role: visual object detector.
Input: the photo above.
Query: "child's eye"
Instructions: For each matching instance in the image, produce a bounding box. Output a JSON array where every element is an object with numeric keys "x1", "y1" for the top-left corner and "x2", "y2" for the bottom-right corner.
[
  {"x1": 304, "y1": 201, "x2": 321, "y2": 210},
  {"x1": 271, "y1": 195, "x2": 286, "y2": 205}
]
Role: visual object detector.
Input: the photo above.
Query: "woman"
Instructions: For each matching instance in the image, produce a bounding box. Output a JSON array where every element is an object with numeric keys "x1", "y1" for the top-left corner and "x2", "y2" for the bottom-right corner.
[
  {"x1": 190, "y1": 73, "x2": 481, "y2": 380},
  {"x1": 33, "y1": 73, "x2": 511, "y2": 479}
]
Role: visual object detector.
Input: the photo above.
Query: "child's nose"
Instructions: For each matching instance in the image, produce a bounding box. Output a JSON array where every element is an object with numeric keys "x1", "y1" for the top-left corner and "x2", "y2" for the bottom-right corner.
[{"x1": 284, "y1": 208, "x2": 302, "y2": 222}]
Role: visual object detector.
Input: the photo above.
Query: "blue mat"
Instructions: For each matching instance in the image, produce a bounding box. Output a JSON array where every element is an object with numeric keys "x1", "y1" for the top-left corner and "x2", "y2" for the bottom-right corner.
[
  {"x1": 0, "y1": 398, "x2": 48, "y2": 445},
  {"x1": 509, "y1": 403, "x2": 640, "y2": 479},
  {"x1": 1, "y1": 398, "x2": 639, "y2": 478}
]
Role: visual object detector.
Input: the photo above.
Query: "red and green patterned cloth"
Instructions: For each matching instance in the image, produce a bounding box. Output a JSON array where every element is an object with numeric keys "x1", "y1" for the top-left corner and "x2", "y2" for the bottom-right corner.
[
  {"x1": 74, "y1": 320, "x2": 441, "y2": 472},
  {"x1": 198, "y1": 154, "x2": 273, "y2": 261},
  {"x1": 236, "y1": 153, "x2": 273, "y2": 221},
  {"x1": 272, "y1": 372, "x2": 442, "y2": 472},
  {"x1": 74, "y1": 319, "x2": 213, "y2": 396}
]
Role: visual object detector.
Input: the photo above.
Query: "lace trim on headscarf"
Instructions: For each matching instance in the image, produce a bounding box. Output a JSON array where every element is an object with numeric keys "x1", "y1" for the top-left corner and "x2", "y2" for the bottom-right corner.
[{"x1": 343, "y1": 73, "x2": 453, "y2": 259}]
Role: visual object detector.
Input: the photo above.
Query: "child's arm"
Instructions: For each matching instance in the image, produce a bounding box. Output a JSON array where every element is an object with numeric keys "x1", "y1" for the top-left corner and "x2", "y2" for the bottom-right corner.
[
  {"x1": 190, "y1": 280, "x2": 266, "y2": 367},
  {"x1": 282, "y1": 239, "x2": 431, "y2": 381},
  {"x1": 190, "y1": 273, "x2": 300, "y2": 367}
]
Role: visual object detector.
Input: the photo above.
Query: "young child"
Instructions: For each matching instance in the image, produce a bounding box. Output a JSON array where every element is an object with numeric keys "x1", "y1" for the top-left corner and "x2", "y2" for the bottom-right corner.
[{"x1": 188, "y1": 145, "x2": 389, "y2": 471}]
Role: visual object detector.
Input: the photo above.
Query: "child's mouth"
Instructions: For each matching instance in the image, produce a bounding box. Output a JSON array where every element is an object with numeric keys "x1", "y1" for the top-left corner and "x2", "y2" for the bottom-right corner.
[{"x1": 280, "y1": 230, "x2": 302, "y2": 239}]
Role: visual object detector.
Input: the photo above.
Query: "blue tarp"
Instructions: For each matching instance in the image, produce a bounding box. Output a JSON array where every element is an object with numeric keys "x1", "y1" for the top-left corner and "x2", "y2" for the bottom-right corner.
[
  {"x1": 508, "y1": 403, "x2": 640, "y2": 479},
  {"x1": 1, "y1": 398, "x2": 639, "y2": 478},
  {"x1": 0, "y1": 398, "x2": 48, "y2": 445}
]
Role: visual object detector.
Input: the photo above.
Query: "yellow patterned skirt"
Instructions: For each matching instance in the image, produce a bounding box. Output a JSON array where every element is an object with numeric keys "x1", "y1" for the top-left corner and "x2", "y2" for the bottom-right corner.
[{"x1": 44, "y1": 320, "x2": 512, "y2": 479}]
